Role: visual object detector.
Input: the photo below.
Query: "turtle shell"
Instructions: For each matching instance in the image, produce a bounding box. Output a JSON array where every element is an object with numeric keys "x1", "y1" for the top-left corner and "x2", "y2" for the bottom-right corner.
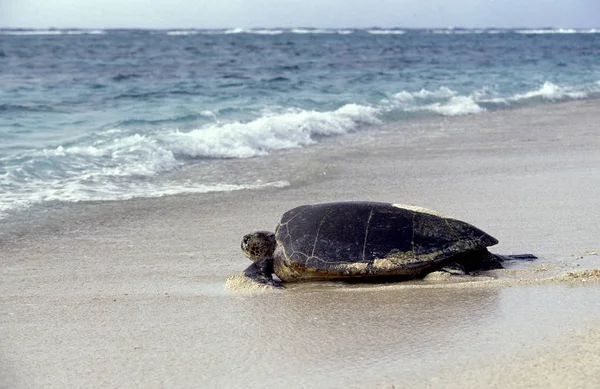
[{"x1": 274, "y1": 201, "x2": 498, "y2": 280}]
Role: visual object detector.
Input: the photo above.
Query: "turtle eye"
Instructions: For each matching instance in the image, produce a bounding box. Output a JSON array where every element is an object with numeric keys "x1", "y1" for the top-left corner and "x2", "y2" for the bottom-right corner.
[{"x1": 243, "y1": 235, "x2": 252, "y2": 244}]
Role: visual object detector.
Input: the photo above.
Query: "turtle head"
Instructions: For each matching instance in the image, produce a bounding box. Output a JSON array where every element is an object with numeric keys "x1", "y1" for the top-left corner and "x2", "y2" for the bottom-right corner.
[{"x1": 241, "y1": 231, "x2": 276, "y2": 261}]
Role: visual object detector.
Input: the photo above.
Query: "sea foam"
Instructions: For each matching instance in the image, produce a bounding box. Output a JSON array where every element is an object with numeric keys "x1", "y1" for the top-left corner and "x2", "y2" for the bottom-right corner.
[
  {"x1": 515, "y1": 28, "x2": 600, "y2": 34},
  {"x1": 511, "y1": 82, "x2": 588, "y2": 101},
  {"x1": 388, "y1": 87, "x2": 485, "y2": 116},
  {"x1": 1, "y1": 127, "x2": 292, "y2": 217},
  {"x1": 167, "y1": 30, "x2": 201, "y2": 36},
  {"x1": 367, "y1": 29, "x2": 406, "y2": 35},
  {"x1": 387, "y1": 82, "x2": 594, "y2": 116},
  {"x1": 163, "y1": 104, "x2": 381, "y2": 159},
  {"x1": 0, "y1": 175, "x2": 290, "y2": 220},
  {"x1": 291, "y1": 28, "x2": 337, "y2": 34},
  {"x1": 0, "y1": 29, "x2": 106, "y2": 35},
  {"x1": 0, "y1": 103, "x2": 380, "y2": 218}
]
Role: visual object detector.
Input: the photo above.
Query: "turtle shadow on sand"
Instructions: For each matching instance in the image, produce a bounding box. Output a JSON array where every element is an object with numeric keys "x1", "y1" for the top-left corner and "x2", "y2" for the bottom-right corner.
[{"x1": 234, "y1": 201, "x2": 536, "y2": 289}]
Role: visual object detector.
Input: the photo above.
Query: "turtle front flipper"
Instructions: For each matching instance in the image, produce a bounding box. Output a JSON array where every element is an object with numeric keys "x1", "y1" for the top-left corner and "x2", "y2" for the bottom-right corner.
[{"x1": 243, "y1": 258, "x2": 284, "y2": 289}]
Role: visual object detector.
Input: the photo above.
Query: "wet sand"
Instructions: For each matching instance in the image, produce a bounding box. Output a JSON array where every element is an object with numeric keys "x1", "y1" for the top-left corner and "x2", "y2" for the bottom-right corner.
[{"x1": 2, "y1": 100, "x2": 600, "y2": 388}]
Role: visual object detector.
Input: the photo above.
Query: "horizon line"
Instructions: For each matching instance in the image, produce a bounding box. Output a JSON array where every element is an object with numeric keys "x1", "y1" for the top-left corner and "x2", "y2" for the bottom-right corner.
[{"x1": 1, "y1": 26, "x2": 599, "y2": 30}]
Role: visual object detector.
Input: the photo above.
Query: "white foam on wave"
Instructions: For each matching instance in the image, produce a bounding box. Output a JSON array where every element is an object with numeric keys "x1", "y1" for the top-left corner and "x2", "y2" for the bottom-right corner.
[
  {"x1": 367, "y1": 29, "x2": 406, "y2": 35},
  {"x1": 224, "y1": 28, "x2": 246, "y2": 34},
  {"x1": 65, "y1": 30, "x2": 106, "y2": 35},
  {"x1": 163, "y1": 103, "x2": 381, "y2": 159},
  {"x1": 425, "y1": 96, "x2": 485, "y2": 116},
  {"x1": 205, "y1": 28, "x2": 353, "y2": 35},
  {"x1": 477, "y1": 82, "x2": 591, "y2": 105},
  {"x1": 0, "y1": 175, "x2": 289, "y2": 220},
  {"x1": 2, "y1": 30, "x2": 62, "y2": 36},
  {"x1": 388, "y1": 87, "x2": 485, "y2": 116},
  {"x1": 387, "y1": 81, "x2": 595, "y2": 117},
  {"x1": 0, "y1": 103, "x2": 380, "y2": 218},
  {"x1": 37, "y1": 133, "x2": 180, "y2": 176},
  {"x1": 517, "y1": 28, "x2": 577, "y2": 34},
  {"x1": 167, "y1": 30, "x2": 201, "y2": 36},
  {"x1": 1, "y1": 130, "x2": 292, "y2": 217},
  {"x1": 515, "y1": 28, "x2": 599, "y2": 34},
  {"x1": 291, "y1": 28, "x2": 337, "y2": 34},
  {"x1": 43, "y1": 144, "x2": 106, "y2": 158},
  {"x1": 430, "y1": 29, "x2": 490, "y2": 35},
  {"x1": 431, "y1": 28, "x2": 474, "y2": 35},
  {"x1": 511, "y1": 81, "x2": 588, "y2": 101},
  {"x1": 221, "y1": 28, "x2": 284, "y2": 35},
  {"x1": 1, "y1": 29, "x2": 106, "y2": 36},
  {"x1": 249, "y1": 29, "x2": 285, "y2": 35},
  {"x1": 23, "y1": 103, "x2": 380, "y2": 173}
]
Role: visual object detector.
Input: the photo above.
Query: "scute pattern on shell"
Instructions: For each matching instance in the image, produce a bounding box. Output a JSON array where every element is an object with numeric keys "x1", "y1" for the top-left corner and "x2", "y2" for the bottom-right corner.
[{"x1": 274, "y1": 202, "x2": 497, "y2": 278}]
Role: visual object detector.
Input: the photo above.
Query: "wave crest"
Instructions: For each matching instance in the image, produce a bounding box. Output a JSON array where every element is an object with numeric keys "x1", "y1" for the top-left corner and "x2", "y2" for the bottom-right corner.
[
  {"x1": 0, "y1": 29, "x2": 106, "y2": 35},
  {"x1": 515, "y1": 28, "x2": 600, "y2": 34},
  {"x1": 388, "y1": 87, "x2": 485, "y2": 116},
  {"x1": 511, "y1": 81, "x2": 588, "y2": 101},
  {"x1": 367, "y1": 29, "x2": 406, "y2": 35},
  {"x1": 386, "y1": 81, "x2": 596, "y2": 117},
  {"x1": 164, "y1": 104, "x2": 381, "y2": 159}
]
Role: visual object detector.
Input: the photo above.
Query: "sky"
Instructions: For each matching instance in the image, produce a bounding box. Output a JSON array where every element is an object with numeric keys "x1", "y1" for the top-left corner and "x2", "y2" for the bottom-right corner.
[{"x1": 1, "y1": 0, "x2": 599, "y2": 29}]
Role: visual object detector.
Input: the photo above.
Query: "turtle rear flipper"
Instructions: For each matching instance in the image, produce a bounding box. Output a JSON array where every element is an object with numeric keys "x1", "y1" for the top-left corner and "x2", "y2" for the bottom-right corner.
[
  {"x1": 495, "y1": 253, "x2": 538, "y2": 261},
  {"x1": 243, "y1": 259, "x2": 284, "y2": 289},
  {"x1": 439, "y1": 262, "x2": 467, "y2": 275},
  {"x1": 482, "y1": 252, "x2": 538, "y2": 269},
  {"x1": 445, "y1": 249, "x2": 504, "y2": 272}
]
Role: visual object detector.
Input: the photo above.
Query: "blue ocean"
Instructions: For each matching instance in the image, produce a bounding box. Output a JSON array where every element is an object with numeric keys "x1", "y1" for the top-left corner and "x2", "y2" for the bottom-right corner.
[{"x1": 1, "y1": 28, "x2": 600, "y2": 220}]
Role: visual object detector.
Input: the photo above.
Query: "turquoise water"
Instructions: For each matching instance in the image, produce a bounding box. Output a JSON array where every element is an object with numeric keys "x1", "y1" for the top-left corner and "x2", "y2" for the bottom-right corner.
[{"x1": 1, "y1": 28, "x2": 600, "y2": 218}]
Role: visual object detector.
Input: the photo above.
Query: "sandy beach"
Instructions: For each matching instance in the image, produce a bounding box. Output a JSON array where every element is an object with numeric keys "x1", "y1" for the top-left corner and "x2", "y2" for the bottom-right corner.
[{"x1": 2, "y1": 99, "x2": 600, "y2": 388}]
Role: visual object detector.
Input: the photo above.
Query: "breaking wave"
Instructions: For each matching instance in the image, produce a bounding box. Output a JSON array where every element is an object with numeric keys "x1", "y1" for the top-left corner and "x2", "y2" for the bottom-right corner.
[
  {"x1": 367, "y1": 29, "x2": 406, "y2": 35},
  {"x1": 163, "y1": 104, "x2": 381, "y2": 159},
  {"x1": 385, "y1": 82, "x2": 598, "y2": 116},
  {"x1": 1, "y1": 80, "x2": 598, "y2": 218},
  {"x1": 387, "y1": 87, "x2": 484, "y2": 116},
  {"x1": 0, "y1": 104, "x2": 379, "y2": 217},
  {"x1": 510, "y1": 82, "x2": 589, "y2": 101},
  {"x1": 515, "y1": 28, "x2": 600, "y2": 34},
  {"x1": 0, "y1": 29, "x2": 106, "y2": 35}
]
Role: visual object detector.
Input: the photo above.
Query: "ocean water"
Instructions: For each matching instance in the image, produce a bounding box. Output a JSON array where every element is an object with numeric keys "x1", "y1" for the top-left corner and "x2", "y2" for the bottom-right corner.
[{"x1": 1, "y1": 28, "x2": 600, "y2": 220}]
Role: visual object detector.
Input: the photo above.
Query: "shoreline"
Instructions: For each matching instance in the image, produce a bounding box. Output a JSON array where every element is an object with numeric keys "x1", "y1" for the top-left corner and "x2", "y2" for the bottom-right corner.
[
  {"x1": 2, "y1": 98, "x2": 600, "y2": 388},
  {"x1": 2, "y1": 96, "x2": 600, "y2": 229}
]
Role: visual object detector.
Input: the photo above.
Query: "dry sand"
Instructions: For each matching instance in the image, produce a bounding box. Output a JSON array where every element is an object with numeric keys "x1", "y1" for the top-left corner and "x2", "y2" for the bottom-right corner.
[{"x1": 2, "y1": 100, "x2": 600, "y2": 388}]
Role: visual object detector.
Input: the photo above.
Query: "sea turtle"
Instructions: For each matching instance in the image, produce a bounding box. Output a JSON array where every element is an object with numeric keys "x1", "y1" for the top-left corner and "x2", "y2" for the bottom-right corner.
[{"x1": 239, "y1": 201, "x2": 534, "y2": 288}]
